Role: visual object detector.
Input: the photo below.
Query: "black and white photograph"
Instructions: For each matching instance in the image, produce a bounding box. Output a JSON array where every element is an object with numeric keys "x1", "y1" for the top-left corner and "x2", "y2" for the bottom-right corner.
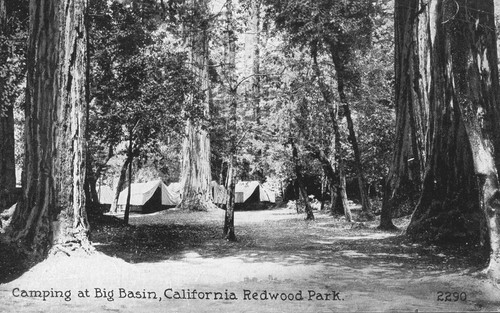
[{"x1": 1, "y1": 0, "x2": 500, "y2": 312}]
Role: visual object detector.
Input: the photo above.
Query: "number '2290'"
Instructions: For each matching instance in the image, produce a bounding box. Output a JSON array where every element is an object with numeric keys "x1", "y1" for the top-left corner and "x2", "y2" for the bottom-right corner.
[{"x1": 437, "y1": 291, "x2": 467, "y2": 302}]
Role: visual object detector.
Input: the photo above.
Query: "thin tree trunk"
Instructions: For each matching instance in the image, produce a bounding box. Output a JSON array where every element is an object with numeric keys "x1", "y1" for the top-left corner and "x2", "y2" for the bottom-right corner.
[
  {"x1": 179, "y1": 0, "x2": 213, "y2": 211},
  {"x1": 7, "y1": 0, "x2": 90, "y2": 257},
  {"x1": 290, "y1": 139, "x2": 314, "y2": 220},
  {"x1": 223, "y1": 0, "x2": 237, "y2": 241},
  {"x1": 405, "y1": 0, "x2": 500, "y2": 281},
  {"x1": 250, "y1": 0, "x2": 263, "y2": 181},
  {"x1": 0, "y1": 0, "x2": 16, "y2": 213},
  {"x1": 110, "y1": 157, "x2": 131, "y2": 213},
  {"x1": 329, "y1": 44, "x2": 373, "y2": 220},
  {"x1": 310, "y1": 44, "x2": 350, "y2": 220},
  {"x1": 123, "y1": 134, "x2": 133, "y2": 225},
  {"x1": 251, "y1": 0, "x2": 261, "y2": 123},
  {"x1": 338, "y1": 163, "x2": 351, "y2": 221},
  {"x1": 224, "y1": 157, "x2": 236, "y2": 240}
]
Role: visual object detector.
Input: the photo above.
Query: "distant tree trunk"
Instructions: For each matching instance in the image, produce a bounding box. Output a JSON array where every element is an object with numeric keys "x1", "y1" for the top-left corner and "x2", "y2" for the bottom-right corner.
[
  {"x1": 329, "y1": 44, "x2": 373, "y2": 220},
  {"x1": 0, "y1": 0, "x2": 16, "y2": 213},
  {"x1": 310, "y1": 44, "x2": 350, "y2": 220},
  {"x1": 379, "y1": 0, "x2": 428, "y2": 230},
  {"x1": 110, "y1": 157, "x2": 131, "y2": 213},
  {"x1": 406, "y1": 0, "x2": 500, "y2": 280},
  {"x1": 7, "y1": 0, "x2": 90, "y2": 258},
  {"x1": 85, "y1": 144, "x2": 113, "y2": 214},
  {"x1": 290, "y1": 139, "x2": 314, "y2": 220},
  {"x1": 224, "y1": 157, "x2": 236, "y2": 240},
  {"x1": 84, "y1": 161, "x2": 99, "y2": 216},
  {"x1": 250, "y1": 0, "x2": 264, "y2": 181},
  {"x1": 251, "y1": 0, "x2": 261, "y2": 124},
  {"x1": 313, "y1": 147, "x2": 352, "y2": 221},
  {"x1": 123, "y1": 132, "x2": 133, "y2": 225},
  {"x1": 179, "y1": 0, "x2": 213, "y2": 211},
  {"x1": 223, "y1": 0, "x2": 237, "y2": 241}
]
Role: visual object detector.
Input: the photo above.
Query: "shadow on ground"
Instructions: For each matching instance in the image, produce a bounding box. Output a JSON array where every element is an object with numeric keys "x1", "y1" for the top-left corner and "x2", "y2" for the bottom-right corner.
[
  {"x1": 90, "y1": 209, "x2": 489, "y2": 277},
  {"x1": 0, "y1": 242, "x2": 33, "y2": 284}
]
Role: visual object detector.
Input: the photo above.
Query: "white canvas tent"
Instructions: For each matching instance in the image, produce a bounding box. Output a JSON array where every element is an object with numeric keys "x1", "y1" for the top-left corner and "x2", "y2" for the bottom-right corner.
[
  {"x1": 235, "y1": 181, "x2": 276, "y2": 206},
  {"x1": 167, "y1": 182, "x2": 182, "y2": 199},
  {"x1": 97, "y1": 185, "x2": 114, "y2": 205},
  {"x1": 117, "y1": 180, "x2": 180, "y2": 213},
  {"x1": 210, "y1": 181, "x2": 227, "y2": 205}
]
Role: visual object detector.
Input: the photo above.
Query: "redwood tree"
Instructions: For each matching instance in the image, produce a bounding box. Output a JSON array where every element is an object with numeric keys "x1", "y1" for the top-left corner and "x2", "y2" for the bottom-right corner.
[
  {"x1": 379, "y1": 0, "x2": 428, "y2": 230},
  {"x1": 7, "y1": 0, "x2": 90, "y2": 257},
  {"x1": 405, "y1": 0, "x2": 500, "y2": 280},
  {"x1": 178, "y1": 0, "x2": 213, "y2": 211}
]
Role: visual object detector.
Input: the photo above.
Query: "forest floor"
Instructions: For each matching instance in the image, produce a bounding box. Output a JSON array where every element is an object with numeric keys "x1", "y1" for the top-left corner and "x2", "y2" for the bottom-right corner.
[{"x1": 1, "y1": 205, "x2": 500, "y2": 312}]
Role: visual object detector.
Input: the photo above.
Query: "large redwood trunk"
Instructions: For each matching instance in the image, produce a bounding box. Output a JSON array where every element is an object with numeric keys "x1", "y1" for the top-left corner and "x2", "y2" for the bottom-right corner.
[
  {"x1": 7, "y1": 0, "x2": 90, "y2": 258},
  {"x1": 179, "y1": 0, "x2": 213, "y2": 211},
  {"x1": 0, "y1": 0, "x2": 16, "y2": 213},
  {"x1": 380, "y1": 0, "x2": 429, "y2": 230},
  {"x1": 406, "y1": 0, "x2": 500, "y2": 280}
]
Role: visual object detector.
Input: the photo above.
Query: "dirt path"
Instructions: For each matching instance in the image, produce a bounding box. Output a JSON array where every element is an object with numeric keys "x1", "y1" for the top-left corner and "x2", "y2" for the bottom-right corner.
[{"x1": 1, "y1": 207, "x2": 499, "y2": 312}]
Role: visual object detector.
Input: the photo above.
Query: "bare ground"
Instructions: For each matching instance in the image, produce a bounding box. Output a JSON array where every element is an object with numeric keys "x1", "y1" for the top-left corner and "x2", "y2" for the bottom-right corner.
[{"x1": 1, "y1": 206, "x2": 499, "y2": 312}]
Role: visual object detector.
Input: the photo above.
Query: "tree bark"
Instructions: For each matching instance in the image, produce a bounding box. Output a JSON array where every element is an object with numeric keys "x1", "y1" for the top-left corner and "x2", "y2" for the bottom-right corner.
[
  {"x1": 7, "y1": 0, "x2": 90, "y2": 257},
  {"x1": 329, "y1": 44, "x2": 374, "y2": 220},
  {"x1": 110, "y1": 156, "x2": 131, "y2": 213},
  {"x1": 314, "y1": 148, "x2": 352, "y2": 221},
  {"x1": 380, "y1": 0, "x2": 429, "y2": 230},
  {"x1": 224, "y1": 157, "x2": 236, "y2": 240},
  {"x1": 251, "y1": 0, "x2": 261, "y2": 124},
  {"x1": 310, "y1": 44, "x2": 351, "y2": 221},
  {"x1": 0, "y1": 0, "x2": 16, "y2": 213},
  {"x1": 290, "y1": 139, "x2": 314, "y2": 220},
  {"x1": 179, "y1": 0, "x2": 213, "y2": 211},
  {"x1": 123, "y1": 132, "x2": 133, "y2": 225},
  {"x1": 405, "y1": 0, "x2": 500, "y2": 281},
  {"x1": 223, "y1": 0, "x2": 237, "y2": 241}
]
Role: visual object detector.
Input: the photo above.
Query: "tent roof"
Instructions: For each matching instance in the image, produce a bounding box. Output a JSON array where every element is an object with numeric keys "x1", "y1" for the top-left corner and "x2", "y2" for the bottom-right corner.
[
  {"x1": 235, "y1": 181, "x2": 275, "y2": 203},
  {"x1": 118, "y1": 180, "x2": 180, "y2": 206}
]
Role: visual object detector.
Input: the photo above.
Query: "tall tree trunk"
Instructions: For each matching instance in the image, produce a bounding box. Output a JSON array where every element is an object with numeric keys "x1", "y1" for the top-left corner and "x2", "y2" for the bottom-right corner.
[
  {"x1": 310, "y1": 44, "x2": 350, "y2": 220},
  {"x1": 380, "y1": 0, "x2": 429, "y2": 230},
  {"x1": 251, "y1": 0, "x2": 261, "y2": 124},
  {"x1": 179, "y1": 0, "x2": 213, "y2": 211},
  {"x1": 406, "y1": 0, "x2": 500, "y2": 281},
  {"x1": 7, "y1": 0, "x2": 90, "y2": 257},
  {"x1": 0, "y1": 0, "x2": 16, "y2": 213},
  {"x1": 123, "y1": 133, "x2": 133, "y2": 225},
  {"x1": 290, "y1": 139, "x2": 314, "y2": 220},
  {"x1": 224, "y1": 157, "x2": 236, "y2": 240},
  {"x1": 250, "y1": 0, "x2": 263, "y2": 181},
  {"x1": 223, "y1": 0, "x2": 237, "y2": 241},
  {"x1": 110, "y1": 157, "x2": 131, "y2": 213},
  {"x1": 329, "y1": 44, "x2": 374, "y2": 220}
]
